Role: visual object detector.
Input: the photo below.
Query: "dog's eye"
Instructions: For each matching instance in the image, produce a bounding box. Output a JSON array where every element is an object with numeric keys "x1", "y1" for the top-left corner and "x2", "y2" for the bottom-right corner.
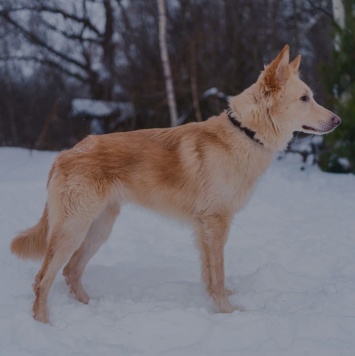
[{"x1": 300, "y1": 95, "x2": 309, "y2": 102}]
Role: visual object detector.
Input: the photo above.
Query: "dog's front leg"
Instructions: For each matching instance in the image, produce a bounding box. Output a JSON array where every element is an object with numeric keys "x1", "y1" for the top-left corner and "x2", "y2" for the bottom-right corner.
[{"x1": 195, "y1": 214, "x2": 237, "y2": 313}]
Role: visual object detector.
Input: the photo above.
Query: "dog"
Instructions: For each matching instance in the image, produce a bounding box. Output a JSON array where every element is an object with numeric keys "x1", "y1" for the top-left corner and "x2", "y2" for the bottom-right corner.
[{"x1": 11, "y1": 45, "x2": 340, "y2": 323}]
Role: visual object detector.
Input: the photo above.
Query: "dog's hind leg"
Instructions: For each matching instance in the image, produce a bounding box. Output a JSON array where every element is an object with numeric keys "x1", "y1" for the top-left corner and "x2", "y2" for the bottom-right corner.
[
  {"x1": 63, "y1": 202, "x2": 120, "y2": 304},
  {"x1": 195, "y1": 214, "x2": 238, "y2": 313},
  {"x1": 32, "y1": 216, "x2": 94, "y2": 324}
]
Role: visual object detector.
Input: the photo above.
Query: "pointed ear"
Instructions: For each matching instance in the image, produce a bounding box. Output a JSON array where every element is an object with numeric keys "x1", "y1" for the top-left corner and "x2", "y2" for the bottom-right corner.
[
  {"x1": 260, "y1": 45, "x2": 291, "y2": 93},
  {"x1": 267, "y1": 44, "x2": 290, "y2": 79},
  {"x1": 289, "y1": 54, "x2": 301, "y2": 74}
]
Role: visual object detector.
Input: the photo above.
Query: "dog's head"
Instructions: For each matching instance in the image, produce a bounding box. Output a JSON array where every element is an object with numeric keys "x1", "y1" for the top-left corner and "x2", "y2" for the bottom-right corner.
[{"x1": 258, "y1": 45, "x2": 340, "y2": 138}]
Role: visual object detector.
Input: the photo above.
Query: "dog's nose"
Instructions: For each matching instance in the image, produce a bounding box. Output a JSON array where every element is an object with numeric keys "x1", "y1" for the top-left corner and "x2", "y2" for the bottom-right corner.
[{"x1": 332, "y1": 116, "x2": 341, "y2": 125}]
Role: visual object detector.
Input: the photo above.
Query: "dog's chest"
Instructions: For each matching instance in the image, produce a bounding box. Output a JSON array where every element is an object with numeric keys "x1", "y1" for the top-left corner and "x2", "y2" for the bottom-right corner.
[{"x1": 203, "y1": 163, "x2": 259, "y2": 214}]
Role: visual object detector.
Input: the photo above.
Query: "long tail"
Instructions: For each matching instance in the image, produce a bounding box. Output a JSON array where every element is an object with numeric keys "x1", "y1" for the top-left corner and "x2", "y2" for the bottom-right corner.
[
  {"x1": 11, "y1": 203, "x2": 49, "y2": 260},
  {"x1": 11, "y1": 159, "x2": 57, "y2": 260}
]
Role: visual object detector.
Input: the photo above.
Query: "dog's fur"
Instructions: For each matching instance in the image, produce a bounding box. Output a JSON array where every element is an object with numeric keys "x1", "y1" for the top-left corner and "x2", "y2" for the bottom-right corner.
[{"x1": 11, "y1": 46, "x2": 340, "y2": 323}]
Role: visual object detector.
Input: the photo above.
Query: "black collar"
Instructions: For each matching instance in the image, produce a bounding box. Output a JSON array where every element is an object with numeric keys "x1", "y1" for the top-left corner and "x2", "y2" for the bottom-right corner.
[{"x1": 226, "y1": 108, "x2": 264, "y2": 146}]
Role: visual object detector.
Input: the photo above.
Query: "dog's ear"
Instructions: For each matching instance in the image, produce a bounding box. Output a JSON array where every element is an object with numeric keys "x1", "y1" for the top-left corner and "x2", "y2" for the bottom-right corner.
[
  {"x1": 269, "y1": 44, "x2": 290, "y2": 77},
  {"x1": 289, "y1": 54, "x2": 301, "y2": 74},
  {"x1": 260, "y1": 45, "x2": 290, "y2": 93}
]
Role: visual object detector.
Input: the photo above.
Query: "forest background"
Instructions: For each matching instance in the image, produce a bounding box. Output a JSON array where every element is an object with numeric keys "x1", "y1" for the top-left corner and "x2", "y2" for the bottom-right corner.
[{"x1": 0, "y1": 0, "x2": 353, "y2": 173}]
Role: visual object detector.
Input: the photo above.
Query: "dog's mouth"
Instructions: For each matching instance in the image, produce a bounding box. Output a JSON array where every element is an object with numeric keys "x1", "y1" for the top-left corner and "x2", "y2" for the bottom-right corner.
[
  {"x1": 302, "y1": 122, "x2": 340, "y2": 134},
  {"x1": 302, "y1": 125, "x2": 320, "y2": 133}
]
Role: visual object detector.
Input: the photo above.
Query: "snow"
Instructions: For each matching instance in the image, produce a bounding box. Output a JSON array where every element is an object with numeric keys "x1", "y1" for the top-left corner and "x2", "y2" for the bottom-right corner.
[
  {"x1": 338, "y1": 157, "x2": 350, "y2": 170},
  {"x1": 291, "y1": 137, "x2": 314, "y2": 154},
  {"x1": 202, "y1": 87, "x2": 227, "y2": 100},
  {"x1": 1, "y1": 147, "x2": 355, "y2": 355},
  {"x1": 71, "y1": 99, "x2": 134, "y2": 133},
  {"x1": 71, "y1": 98, "x2": 133, "y2": 119}
]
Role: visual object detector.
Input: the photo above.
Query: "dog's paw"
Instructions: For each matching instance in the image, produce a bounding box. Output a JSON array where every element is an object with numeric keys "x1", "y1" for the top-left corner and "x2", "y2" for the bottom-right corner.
[
  {"x1": 220, "y1": 304, "x2": 245, "y2": 313},
  {"x1": 214, "y1": 296, "x2": 244, "y2": 313},
  {"x1": 232, "y1": 304, "x2": 245, "y2": 312},
  {"x1": 225, "y1": 288, "x2": 237, "y2": 296},
  {"x1": 33, "y1": 309, "x2": 49, "y2": 324}
]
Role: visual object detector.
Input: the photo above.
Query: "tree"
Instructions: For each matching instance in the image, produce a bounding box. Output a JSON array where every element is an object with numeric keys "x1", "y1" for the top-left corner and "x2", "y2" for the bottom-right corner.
[
  {"x1": 320, "y1": 0, "x2": 355, "y2": 173},
  {"x1": 0, "y1": 0, "x2": 336, "y2": 151},
  {"x1": 157, "y1": 0, "x2": 178, "y2": 127},
  {"x1": 0, "y1": 0, "x2": 117, "y2": 100}
]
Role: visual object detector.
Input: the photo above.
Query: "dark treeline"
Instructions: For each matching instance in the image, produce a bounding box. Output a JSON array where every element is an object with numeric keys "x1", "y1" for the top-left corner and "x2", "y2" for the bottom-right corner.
[{"x1": 0, "y1": 0, "x2": 334, "y2": 151}]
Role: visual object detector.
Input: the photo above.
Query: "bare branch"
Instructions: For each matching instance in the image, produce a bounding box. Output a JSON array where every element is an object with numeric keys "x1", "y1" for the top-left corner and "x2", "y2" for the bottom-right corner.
[
  {"x1": 0, "y1": 11, "x2": 88, "y2": 71},
  {"x1": 305, "y1": 0, "x2": 342, "y2": 31},
  {"x1": 0, "y1": 5, "x2": 102, "y2": 36},
  {"x1": 39, "y1": 17, "x2": 101, "y2": 44},
  {"x1": 0, "y1": 55, "x2": 88, "y2": 82}
]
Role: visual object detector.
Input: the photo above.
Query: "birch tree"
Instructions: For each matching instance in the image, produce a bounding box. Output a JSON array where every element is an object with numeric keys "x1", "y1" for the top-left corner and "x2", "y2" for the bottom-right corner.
[
  {"x1": 332, "y1": 0, "x2": 345, "y2": 29},
  {"x1": 332, "y1": 0, "x2": 345, "y2": 52},
  {"x1": 157, "y1": 0, "x2": 178, "y2": 127}
]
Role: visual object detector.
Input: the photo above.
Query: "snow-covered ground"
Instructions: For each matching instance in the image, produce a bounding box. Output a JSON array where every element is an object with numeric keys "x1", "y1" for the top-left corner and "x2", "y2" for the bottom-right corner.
[{"x1": 1, "y1": 147, "x2": 355, "y2": 355}]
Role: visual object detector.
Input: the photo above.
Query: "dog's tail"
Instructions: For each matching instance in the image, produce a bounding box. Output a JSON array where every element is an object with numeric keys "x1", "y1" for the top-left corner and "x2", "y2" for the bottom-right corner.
[
  {"x1": 11, "y1": 159, "x2": 58, "y2": 260},
  {"x1": 11, "y1": 203, "x2": 49, "y2": 260}
]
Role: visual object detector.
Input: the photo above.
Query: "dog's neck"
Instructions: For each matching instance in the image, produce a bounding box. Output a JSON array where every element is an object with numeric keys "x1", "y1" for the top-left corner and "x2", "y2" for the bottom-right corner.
[
  {"x1": 226, "y1": 108, "x2": 264, "y2": 146},
  {"x1": 228, "y1": 85, "x2": 293, "y2": 152}
]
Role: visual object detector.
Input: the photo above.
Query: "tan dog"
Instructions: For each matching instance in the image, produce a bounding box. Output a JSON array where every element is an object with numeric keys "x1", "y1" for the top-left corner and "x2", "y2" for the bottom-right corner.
[{"x1": 11, "y1": 45, "x2": 340, "y2": 323}]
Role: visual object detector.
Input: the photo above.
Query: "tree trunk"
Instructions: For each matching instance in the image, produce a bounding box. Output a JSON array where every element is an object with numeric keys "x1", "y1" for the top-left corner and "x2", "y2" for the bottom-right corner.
[
  {"x1": 157, "y1": 0, "x2": 178, "y2": 127},
  {"x1": 332, "y1": 0, "x2": 345, "y2": 51},
  {"x1": 34, "y1": 100, "x2": 58, "y2": 150},
  {"x1": 190, "y1": 40, "x2": 202, "y2": 122},
  {"x1": 332, "y1": 0, "x2": 345, "y2": 29}
]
